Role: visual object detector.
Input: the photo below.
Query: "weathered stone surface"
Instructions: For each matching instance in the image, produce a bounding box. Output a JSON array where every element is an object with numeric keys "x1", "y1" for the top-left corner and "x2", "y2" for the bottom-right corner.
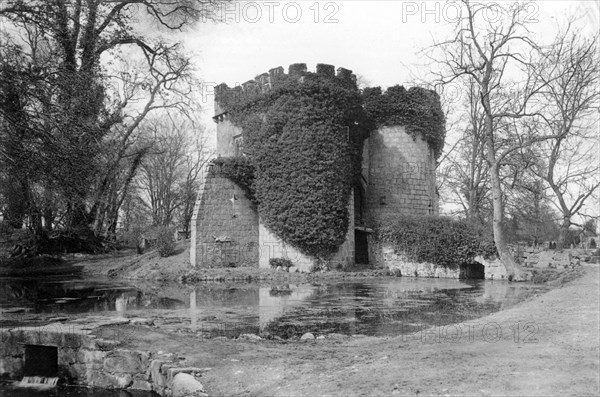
[
  {"x1": 103, "y1": 350, "x2": 145, "y2": 373},
  {"x1": 90, "y1": 372, "x2": 132, "y2": 389},
  {"x1": 474, "y1": 255, "x2": 508, "y2": 280},
  {"x1": 0, "y1": 334, "x2": 24, "y2": 357},
  {"x1": 167, "y1": 367, "x2": 208, "y2": 383},
  {"x1": 131, "y1": 379, "x2": 153, "y2": 391},
  {"x1": 172, "y1": 373, "x2": 205, "y2": 397},
  {"x1": 192, "y1": 173, "x2": 259, "y2": 268},
  {"x1": 62, "y1": 332, "x2": 85, "y2": 348},
  {"x1": 77, "y1": 349, "x2": 106, "y2": 364},
  {"x1": 300, "y1": 332, "x2": 315, "y2": 340},
  {"x1": 58, "y1": 348, "x2": 78, "y2": 365},
  {"x1": 95, "y1": 339, "x2": 120, "y2": 351},
  {"x1": 383, "y1": 246, "x2": 462, "y2": 279},
  {"x1": 130, "y1": 318, "x2": 155, "y2": 326},
  {"x1": 238, "y1": 333, "x2": 262, "y2": 341},
  {"x1": 150, "y1": 359, "x2": 168, "y2": 387},
  {"x1": 0, "y1": 357, "x2": 24, "y2": 378}
]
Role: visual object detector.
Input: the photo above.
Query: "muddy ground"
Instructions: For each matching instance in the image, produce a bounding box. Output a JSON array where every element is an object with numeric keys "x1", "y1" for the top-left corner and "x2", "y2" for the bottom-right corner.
[{"x1": 87, "y1": 258, "x2": 599, "y2": 396}]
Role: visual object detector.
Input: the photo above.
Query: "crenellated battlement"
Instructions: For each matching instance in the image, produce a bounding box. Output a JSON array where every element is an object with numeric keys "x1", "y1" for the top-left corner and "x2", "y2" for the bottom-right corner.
[{"x1": 214, "y1": 63, "x2": 356, "y2": 115}]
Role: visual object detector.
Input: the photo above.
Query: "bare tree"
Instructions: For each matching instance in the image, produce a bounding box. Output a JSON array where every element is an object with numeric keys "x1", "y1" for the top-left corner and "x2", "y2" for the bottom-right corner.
[
  {"x1": 438, "y1": 79, "x2": 490, "y2": 223},
  {"x1": 530, "y1": 26, "x2": 600, "y2": 248},
  {"x1": 428, "y1": 0, "x2": 559, "y2": 280},
  {"x1": 137, "y1": 116, "x2": 207, "y2": 229}
]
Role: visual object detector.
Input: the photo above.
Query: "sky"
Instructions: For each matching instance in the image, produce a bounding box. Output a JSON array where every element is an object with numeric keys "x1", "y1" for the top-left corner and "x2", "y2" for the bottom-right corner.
[{"x1": 179, "y1": 0, "x2": 599, "y2": 122}]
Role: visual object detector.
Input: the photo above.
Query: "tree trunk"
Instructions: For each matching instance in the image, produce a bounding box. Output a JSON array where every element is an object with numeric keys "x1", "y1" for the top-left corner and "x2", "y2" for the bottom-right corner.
[
  {"x1": 481, "y1": 87, "x2": 529, "y2": 280},
  {"x1": 487, "y1": 161, "x2": 529, "y2": 281},
  {"x1": 557, "y1": 216, "x2": 571, "y2": 249}
]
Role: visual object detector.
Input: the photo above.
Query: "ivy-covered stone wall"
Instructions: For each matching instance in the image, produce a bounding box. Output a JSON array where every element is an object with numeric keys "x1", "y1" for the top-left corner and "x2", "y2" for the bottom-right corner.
[{"x1": 197, "y1": 63, "x2": 446, "y2": 269}]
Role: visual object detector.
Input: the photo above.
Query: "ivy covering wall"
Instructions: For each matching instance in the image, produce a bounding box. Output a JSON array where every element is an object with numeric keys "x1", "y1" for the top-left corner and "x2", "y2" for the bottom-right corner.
[
  {"x1": 212, "y1": 156, "x2": 256, "y2": 205},
  {"x1": 214, "y1": 69, "x2": 446, "y2": 260},
  {"x1": 362, "y1": 85, "x2": 446, "y2": 159},
  {"x1": 377, "y1": 215, "x2": 497, "y2": 268}
]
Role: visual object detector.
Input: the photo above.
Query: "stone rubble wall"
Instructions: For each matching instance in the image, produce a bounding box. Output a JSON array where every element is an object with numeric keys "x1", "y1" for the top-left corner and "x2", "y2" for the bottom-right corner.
[
  {"x1": 511, "y1": 246, "x2": 581, "y2": 269},
  {"x1": 0, "y1": 322, "x2": 207, "y2": 396}
]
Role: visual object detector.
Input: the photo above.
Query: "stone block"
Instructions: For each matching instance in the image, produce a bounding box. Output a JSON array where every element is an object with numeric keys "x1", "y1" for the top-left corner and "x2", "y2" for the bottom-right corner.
[
  {"x1": 172, "y1": 373, "x2": 205, "y2": 397},
  {"x1": 0, "y1": 357, "x2": 24, "y2": 379},
  {"x1": 95, "y1": 339, "x2": 120, "y2": 351},
  {"x1": 104, "y1": 350, "x2": 145, "y2": 374},
  {"x1": 131, "y1": 379, "x2": 153, "y2": 391},
  {"x1": 62, "y1": 362, "x2": 92, "y2": 382},
  {"x1": 78, "y1": 349, "x2": 106, "y2": 364},
  {"x1": 90, "y1": 372, "x2": 133, "y2": 389},
  {"x1": 58, "y1": 348, "x2": 78, "y2": 365},
  {"x1": 0, "y1": 335, "x2": 24, "y2": 357},
  {"x1": 62, "y1": 331, "x2": 85, "y2": 348},
  {"x1": 150, "y1": 359, "x2": 168, "y2": 387}
]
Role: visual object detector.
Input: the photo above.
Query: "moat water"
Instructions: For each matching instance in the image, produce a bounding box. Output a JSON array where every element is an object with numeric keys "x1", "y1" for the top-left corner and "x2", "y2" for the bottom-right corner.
[
  {"x1": 0, "y1": 275, "x2": 546, "y2": 338},
  {"x1": 0, "y1": 275, "x2": 546, "y2": 396}
]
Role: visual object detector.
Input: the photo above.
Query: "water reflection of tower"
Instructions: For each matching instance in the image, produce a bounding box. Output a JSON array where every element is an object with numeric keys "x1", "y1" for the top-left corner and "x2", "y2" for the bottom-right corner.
[
  {"x1": 258, "y1": 285, "x2": 315, "y2": 330},
  {"x1": 114, "y1": 292, "x2": 138, "y2": 314},
  {"x1": 115, "y1": 293, "x2": 127, "y2": 314},
  {"x1": 190, "y1": 290, "x2": 197, "y2": 331}
]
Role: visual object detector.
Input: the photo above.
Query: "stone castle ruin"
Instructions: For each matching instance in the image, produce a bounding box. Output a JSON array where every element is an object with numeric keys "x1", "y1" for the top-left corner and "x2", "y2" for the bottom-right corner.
[{"x1": 190, "y1": 63, "x2": 440, "y2": 272}]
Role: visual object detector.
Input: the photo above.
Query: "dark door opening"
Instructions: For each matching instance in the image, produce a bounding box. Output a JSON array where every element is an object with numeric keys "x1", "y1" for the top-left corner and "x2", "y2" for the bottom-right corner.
[
  {"x1": 460, "y1": 262, "x2": 485, "y2": 279},
  {"x1": 355, "y1": 230, "x2": 369, "y2": 265},
  {"x1": 24, "y1": 345, "x2": 58, "y2": 377}
]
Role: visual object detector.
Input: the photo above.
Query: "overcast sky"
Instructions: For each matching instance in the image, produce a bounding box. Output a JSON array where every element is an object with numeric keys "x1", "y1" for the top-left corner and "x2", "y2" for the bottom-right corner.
[
  {"x1": 182, "y1": 1, "x2": 598, "y2": 114},
  {"x1": 176, "y1": 1, "x2": 599, "y2": 219},
  {"x1": 178, "y1": 0, "x2": 599, "y2": 161}
]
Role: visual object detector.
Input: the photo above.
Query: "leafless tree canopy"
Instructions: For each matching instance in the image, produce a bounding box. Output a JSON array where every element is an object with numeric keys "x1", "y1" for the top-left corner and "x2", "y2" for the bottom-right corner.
[{"x1": 430, "y1": 0, "x2": 598, "y2": 278}]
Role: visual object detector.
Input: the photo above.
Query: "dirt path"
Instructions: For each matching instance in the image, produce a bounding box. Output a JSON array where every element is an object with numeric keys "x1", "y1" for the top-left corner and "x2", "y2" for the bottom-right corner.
[{"x1": 114, "y1": 264, "x2": 599, "y2": 396}]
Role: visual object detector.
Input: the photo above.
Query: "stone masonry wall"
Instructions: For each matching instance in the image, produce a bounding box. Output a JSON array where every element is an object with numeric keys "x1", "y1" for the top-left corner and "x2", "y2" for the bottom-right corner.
[
  {"x1": 381, "y1": 245, "x2": 462, "y2": 279},
  {"x1": 214, "y1": 116, "x2": 241, "y2": 157},
  {"x1": 0, "y1": 322, "x2": 207, "y2": 396},
  {"x1": 365, "y1": 126, "x2": 438, "y2": 225},
  {"x1": 191, "y1": 165, "x2": 259, "y2": 268}
]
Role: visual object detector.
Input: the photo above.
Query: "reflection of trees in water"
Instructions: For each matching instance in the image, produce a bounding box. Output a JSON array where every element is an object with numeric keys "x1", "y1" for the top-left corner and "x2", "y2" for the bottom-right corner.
[{"x1": 0, "y1": 280, "x2": 186, "y2": 314}]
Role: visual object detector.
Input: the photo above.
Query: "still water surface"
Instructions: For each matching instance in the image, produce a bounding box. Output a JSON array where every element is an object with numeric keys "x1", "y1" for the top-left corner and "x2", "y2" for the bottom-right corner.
[
  {"x1": 0, "y1": 275, "x2": 545, "y2": 396},
  {"x1": 0, "y1": 276, "x2": 545, "y2": 338}
]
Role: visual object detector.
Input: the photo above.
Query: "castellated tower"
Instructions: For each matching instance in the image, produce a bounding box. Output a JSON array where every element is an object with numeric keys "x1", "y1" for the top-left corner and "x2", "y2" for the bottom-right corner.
[{"x1": 190, "y1": 63, "x2": 441, "y2": 271}]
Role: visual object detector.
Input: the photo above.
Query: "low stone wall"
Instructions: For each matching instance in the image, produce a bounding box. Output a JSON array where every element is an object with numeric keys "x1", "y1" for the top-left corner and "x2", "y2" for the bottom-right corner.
[
  {"x1": 511, "y1": 246, "x2": 582, "y2": 269},
  {"x1": 0, "y1": 320, "x2": 207, "y2": 396},
  {"x1": 382, "y1": 246, "x2": 462, "y2": 279},
  {"x1": 473, "y1": 255, "x2": 508, "y2": 280}
]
